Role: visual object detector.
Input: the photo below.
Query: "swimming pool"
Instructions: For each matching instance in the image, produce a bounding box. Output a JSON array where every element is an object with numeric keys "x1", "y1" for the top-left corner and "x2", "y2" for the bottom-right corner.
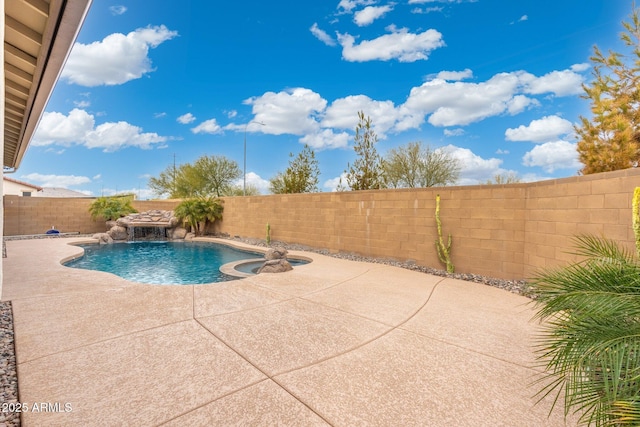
[{"x1": 65, "y1": 241, "x2": 265, "y2": 285}]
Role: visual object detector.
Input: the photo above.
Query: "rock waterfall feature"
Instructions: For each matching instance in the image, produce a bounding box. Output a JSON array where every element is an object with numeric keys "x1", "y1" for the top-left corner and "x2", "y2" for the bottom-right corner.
[{"x1": 93, "y1": 210, "x2": 190, "y2": 244}]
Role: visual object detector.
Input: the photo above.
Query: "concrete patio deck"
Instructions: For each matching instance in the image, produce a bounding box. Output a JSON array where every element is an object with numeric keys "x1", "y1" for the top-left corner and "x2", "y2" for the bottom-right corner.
[{"x1": 1, "y1": 237, "x2": 575, "y2": 426}]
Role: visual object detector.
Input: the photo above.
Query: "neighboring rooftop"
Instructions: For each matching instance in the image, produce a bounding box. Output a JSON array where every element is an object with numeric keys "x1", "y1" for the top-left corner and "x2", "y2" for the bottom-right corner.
[{"x1": 37, "y1": 187, "x2": 89, "y2": 198}]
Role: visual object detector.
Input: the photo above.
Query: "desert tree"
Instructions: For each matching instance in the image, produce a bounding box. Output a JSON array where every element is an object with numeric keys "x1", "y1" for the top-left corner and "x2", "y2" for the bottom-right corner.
[
  {"x1": 344, "y1": 111, "x2": 385, "y2": 190},
  {"x1": 269, "y1": 145, "x2": 320, "y2": 194},
  {"x1": 148, "y1": 155, "x2": 241, "y2": 198},
  {"x1": 383, "y1": 141, "x2": 460, "y2": 188},
  {"x1": 576, "y1": 6, "x2": 640, "y2": 174}
]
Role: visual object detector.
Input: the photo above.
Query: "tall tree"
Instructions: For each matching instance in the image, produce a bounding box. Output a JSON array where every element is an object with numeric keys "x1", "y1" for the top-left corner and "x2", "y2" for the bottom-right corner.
[
  {"x1": 148, "y1": 155, "x2": 241, "y2": 198},
  {"x1": 344, "y1": 111, "x2": 384, "y2": 190},
  {"x1": 382, "y1": 141, "x2": 460, "y2": 188},
  {"x1": 269, "y1": 145, "x2": 320, "y2": 194},
  {"x1": 192, "y1": 155, "x2": 242, "y2": 196},
  {"x1": 576, "y1": 6, "x2": 640, "y2": 174}
]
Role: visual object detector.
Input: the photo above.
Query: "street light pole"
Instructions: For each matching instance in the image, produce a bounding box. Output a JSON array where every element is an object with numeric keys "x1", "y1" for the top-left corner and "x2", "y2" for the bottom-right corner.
[{"x1": 243, "y1": 120, "x2": 265, "y2": 196}]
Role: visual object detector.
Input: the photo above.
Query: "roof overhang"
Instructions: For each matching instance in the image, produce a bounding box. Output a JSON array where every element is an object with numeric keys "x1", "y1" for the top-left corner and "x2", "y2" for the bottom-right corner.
[{"x1": 4, "y1": 0, "x2": 92, "y2": 170}]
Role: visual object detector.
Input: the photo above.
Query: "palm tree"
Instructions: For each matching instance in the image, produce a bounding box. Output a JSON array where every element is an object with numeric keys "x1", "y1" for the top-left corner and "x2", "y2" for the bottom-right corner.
[
  {"x1": 530, "y1": 235, "x2": 640, "y2": 426},
  {"x1": 174, "y1": 197, "x2": 223, "y2": 236}
]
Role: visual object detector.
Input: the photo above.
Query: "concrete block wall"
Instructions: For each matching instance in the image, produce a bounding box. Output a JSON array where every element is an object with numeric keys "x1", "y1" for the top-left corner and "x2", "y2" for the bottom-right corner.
[
  {"x1": 4, "y1": 196, "x2": 103, "y2": 235},
  {"x1": 4, "y1": 168, "x2": 640, "y2": 280},
  {"x1": 2, "y1": 197, "x2": 183, "y2": 236},
  {"x1": 522, "y1": 168, "x2": 640, "y2": 278},
  {"x1": 216, "y1": 185, "x2": 530, "y2": 279},
  {"x1": 216, "y1": 169, "x2": 640, "y2": 280}
]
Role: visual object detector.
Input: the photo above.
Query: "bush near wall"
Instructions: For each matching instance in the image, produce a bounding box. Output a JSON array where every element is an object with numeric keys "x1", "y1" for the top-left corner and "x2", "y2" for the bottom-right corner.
[{"x1": 4, "y1": 168, "x2": 640, "y2": 280}]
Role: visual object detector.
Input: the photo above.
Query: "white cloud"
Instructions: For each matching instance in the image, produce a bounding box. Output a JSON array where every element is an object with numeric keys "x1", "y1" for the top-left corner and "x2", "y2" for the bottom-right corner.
[
  {"x1": 32, "y1": 109, "x2": 95, "y2": 146},
  {"x1": 435, "y1": 69, "x2": 472, "y2": 81},
  {"x1": 441, "y1": 145, "x2": 505, "y2": 184},
  {"x1": 354, "y1": 5, "x2": 394, "y2": 26},
  {"x1": 506, "y1": 95, "x2": 538, "y2": 115},
  {"x1": 62, "y1": 25, "x2": 178, "y2": 86},
  {"x1": 521, "y1": 69, "x2": 584, "y2": 96},
  {"x1": 338, "y1": 26, "x2": 444, "y2": 62},
  {"x1": 310, "y1": 23, "x2": 336, "y2": 46},
  {"x1": 226, "y1": 110, "x2": 238, "y2": 119},
  {"x1": 45, "y1": 147, "x2": 66, "y2": 154},
  {"x1": 73, "y1": 100, "x2": 90, "y2": 108},
  {"x1": 33, "y1": 109, "x2": 168, "y2": 151},
  {"x1": 245, "y1": 88, "x2": 327, "y2": 135},
  {"x1": 522, "y1": 140, "x2": 581, "y2": 173},
  {"x1": 405, "y1": 73, "x2": 527, "y2": 126},
  {"x1": 154, "y1": 112, "x2": 167, "y2": 118},
  {"x1": 402, "y1": 67, "x2": 584, "y2": 127},
  {"x1": 322, "y1": 95, "x2": 399, "y2": 137},
  {"x1": 300, "y1": 129, "x2": 350, "y2": 150},
  {"x1": 571, "y1": 63, "x2": 590, "y2": 72},
  {"x1": 411, "y1": 6, "x2": 444, "y2": 14},
  {"x1": 191, "y1": 119, "x2": 223, "y2": 134},
  {"x1": 109, "y1": 5, "x2": 127, "y2": 15},
  {"x1": 511, "y1": 15, "x2": 528, "y2": 24},
  {"x1": 84, "y1": 122, "x2": 167, "y2": 152},
  {"x1": 228, "y1": 63, "x2": 586, "y2": 152},
  {"x1": 177, "y1": 113, "x2": 196, "y2": 124},
  {"x1": 338, "y1": 0, "x2": 376, "y2": 13},
  {"x1": 443, "y1": 128, "x2": 464, "y2": 137},
  {"x1": 505, "y1": 115, "x2": 574, "y2": 143},
  {"x1": 20, "y1": 173, "x2": 91, "y2": 188}
]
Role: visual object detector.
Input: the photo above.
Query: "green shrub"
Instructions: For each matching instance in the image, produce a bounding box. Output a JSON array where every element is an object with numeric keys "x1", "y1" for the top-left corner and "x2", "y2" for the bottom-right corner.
[{"x1": 89, "y1": 195, "x2": 137, "y2": 221}]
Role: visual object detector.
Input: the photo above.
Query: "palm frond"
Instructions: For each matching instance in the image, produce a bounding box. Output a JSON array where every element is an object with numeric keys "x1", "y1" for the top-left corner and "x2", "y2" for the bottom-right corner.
[
  {"x1": 570, "y1": 234, "x2": 635, "y2": 265},
  {"x1": 609, "y1": 399, "x2": 640, "y2": 425},
  {"x1": 530, "y1": 235, "x2": 640, "y2": 426}
]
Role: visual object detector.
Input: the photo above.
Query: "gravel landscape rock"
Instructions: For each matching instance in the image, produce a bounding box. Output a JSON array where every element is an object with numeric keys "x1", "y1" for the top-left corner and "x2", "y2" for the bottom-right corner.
[
  {"x1": 224, "y1": 236, "x2": 532, "y2": 297},
  {"x1": 0, "y1": 301, "x2": 19, "y2": 427}
]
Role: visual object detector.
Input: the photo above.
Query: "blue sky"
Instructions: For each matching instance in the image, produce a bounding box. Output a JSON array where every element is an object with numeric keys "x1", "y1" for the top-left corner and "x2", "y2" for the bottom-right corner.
[{"x1": 17, "y1": 0, "x2": 631, "y2": 198}]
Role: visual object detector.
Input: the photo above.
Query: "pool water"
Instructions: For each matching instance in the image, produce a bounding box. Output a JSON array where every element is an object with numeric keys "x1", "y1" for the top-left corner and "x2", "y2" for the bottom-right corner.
[{"x1": 65, "y1": 241, "x2": 264, "y2": 285}]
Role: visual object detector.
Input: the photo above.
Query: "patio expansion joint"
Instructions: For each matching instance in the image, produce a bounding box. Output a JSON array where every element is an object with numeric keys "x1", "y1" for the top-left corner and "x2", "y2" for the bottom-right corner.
[
  {"x1": 267, "y1": 276, "x2": 448, "y2": 377},
  {"x1": 190, "y1": 317, "x2": 336, "y2": 427},
  {"x1": 394, "y1": 278, "x2": 547, "y2": 374},
  {"x1": 15, "y1": 318, "x2": 197, "y2": 366},
  {"x1": 396, "y1": 324, "x2": 547, "y2": 374},
  {"x1": 156, "y1": 378, "x2": 273, "y2": 426},
  {"x1": 294, "y1": 264, "x2": 393, "y2": 299},
  {"x1": 4, "y1": 285, "x2": 133, "y2": 302}
]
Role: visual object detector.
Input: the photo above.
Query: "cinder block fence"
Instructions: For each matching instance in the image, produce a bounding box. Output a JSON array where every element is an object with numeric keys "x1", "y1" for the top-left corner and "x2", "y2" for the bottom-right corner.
[{"x1": 4, "y1": 168, "x2": 640, "y2": 280}]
